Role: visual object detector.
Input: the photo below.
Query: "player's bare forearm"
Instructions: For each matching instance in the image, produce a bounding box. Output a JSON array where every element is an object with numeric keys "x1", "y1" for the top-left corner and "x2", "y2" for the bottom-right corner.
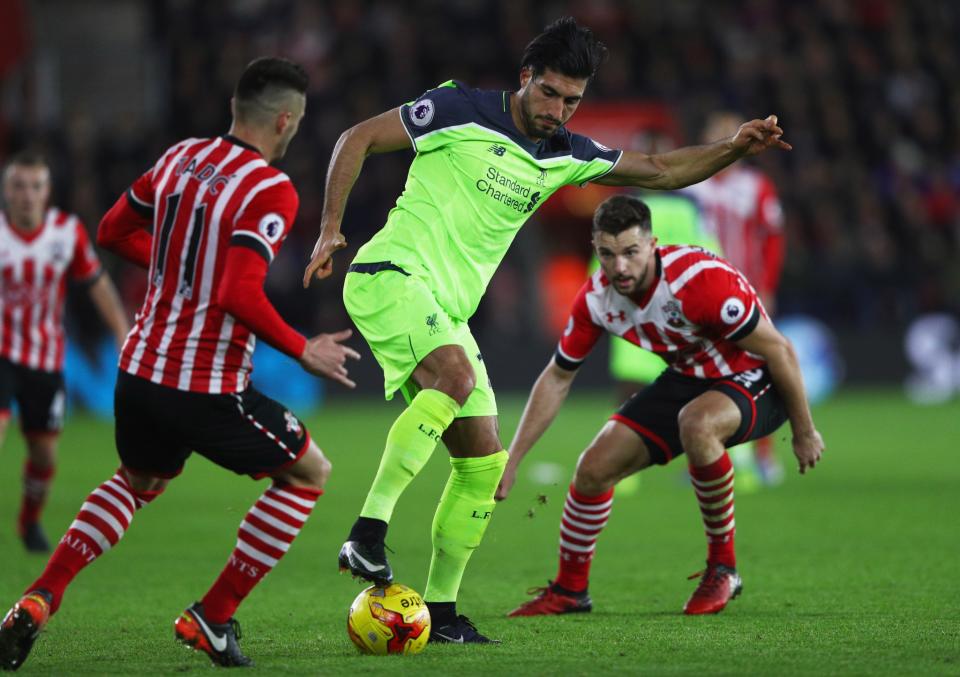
[
  {"x1": 88, "y1": 274, "x2": 130, "y2": 347},
  {"x1": 507, "y1": 360, "x2": 577, "y2": 468},
  {"x1": 597, "y1": 140, "x2": 740, "y2": 190},
  {"x1": 304, "y1": 108, "x2": 412, "y2": 286},
  {"x1": 596, "y1": 115, "x2": 790, "y2": 189}
]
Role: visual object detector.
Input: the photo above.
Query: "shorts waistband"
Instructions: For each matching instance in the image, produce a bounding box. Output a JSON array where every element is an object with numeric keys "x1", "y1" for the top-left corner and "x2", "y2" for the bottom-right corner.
[{"x1": 347, "y1": 261, "x2": 410, "y2": 276}]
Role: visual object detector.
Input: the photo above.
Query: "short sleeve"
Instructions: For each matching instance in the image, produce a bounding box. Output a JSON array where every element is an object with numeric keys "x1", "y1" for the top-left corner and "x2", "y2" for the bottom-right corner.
[
  {"x1": 399, "y1": 81, "x2": 475, "y2": 154},
  {"x1": 555, "y1": 281, "x2": 604, "y2": 370},
  {"x1": 230, "y1": 179, "x2": 299, "y2": 264},
  {"x1": 565, "y1": 132, "x2": 623, "y2": 187},
  {"x1": 68, "y1": 220, "x2": 102, "y2": 282},
  {"x1": 681, "y1": 266, "x2": 760, "y2": 341}
]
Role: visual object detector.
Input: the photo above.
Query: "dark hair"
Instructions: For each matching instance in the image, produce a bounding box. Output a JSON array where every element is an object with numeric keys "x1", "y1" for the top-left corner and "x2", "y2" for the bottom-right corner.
[
  {"x1": 593, "y1": 195, "x2": 652, "y2": 235},
  {"x1": 520, "y1": 17, "x2": 608, "y2": 80},
  {"x1": 5, "y1": 150, "x2": 48, "y2": 170},
  {"x1": 234, "y1": 57, "x2": 308, "y2": 121}
]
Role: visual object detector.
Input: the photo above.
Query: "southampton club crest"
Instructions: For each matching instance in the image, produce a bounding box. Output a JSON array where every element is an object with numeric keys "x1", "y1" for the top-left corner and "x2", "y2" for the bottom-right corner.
[
  {"x1": 662, "y1": 300, "x2": 685, "y2": 329},
  {"x1": 284, "y1": 410, "x2": 302, "y2": 437}
]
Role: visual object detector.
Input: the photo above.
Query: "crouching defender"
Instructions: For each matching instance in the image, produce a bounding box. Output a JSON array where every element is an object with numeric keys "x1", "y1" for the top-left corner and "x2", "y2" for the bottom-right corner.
[{"x1": 500, "y1": 195, "x2": 824, "y2": 617}]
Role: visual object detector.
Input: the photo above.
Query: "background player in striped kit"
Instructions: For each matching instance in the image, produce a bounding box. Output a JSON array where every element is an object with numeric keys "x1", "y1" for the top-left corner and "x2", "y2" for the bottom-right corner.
[
  {"x1": 500, "y1": 195, "x2": 823, "y2": 617},
  {"x1": 0, "y1": 58, "x2": 359, "y2": 670},
  {"x1": 683, "y1": 112, "x2": 787, "y2": 487},
  {"x1": 0, "y1": 151, "x2": 129, "y2": 553}
]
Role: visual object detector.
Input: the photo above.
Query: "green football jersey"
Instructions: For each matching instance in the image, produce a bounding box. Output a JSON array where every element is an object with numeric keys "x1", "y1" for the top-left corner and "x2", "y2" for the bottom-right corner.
[{"x1": 353, "y1": 80, "x2": 623, "y2": 321}]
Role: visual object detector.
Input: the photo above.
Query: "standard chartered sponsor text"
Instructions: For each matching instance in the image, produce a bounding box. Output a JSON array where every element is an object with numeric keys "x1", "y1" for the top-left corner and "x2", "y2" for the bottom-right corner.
[{"x1": 476, "y1": 166, "x2": 540, "y2": 214}]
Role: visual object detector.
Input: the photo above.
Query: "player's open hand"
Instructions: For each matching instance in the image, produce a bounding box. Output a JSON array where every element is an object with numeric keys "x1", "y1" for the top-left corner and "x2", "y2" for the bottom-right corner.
[
  {"x1": 495, "y1": 464, "x2": 518, "y2": 501},
  {"x1": 302, "y1": 231, "x2": 347, "y2": 287},
  {"x1": 732, "y1": 115, "x2": 792, "y2": 156},
  {"x1": 792, "y1": 429, "x2": 825, "y2": 474},
  {"x1": 299, "y1": 329, "x2": 361, "y2": 387}
]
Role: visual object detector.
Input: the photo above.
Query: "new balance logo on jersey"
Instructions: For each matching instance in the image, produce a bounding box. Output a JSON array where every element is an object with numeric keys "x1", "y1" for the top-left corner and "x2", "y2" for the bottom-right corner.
[{"x1": 488, "y1": 144, "x2": 506, "y2": 156}]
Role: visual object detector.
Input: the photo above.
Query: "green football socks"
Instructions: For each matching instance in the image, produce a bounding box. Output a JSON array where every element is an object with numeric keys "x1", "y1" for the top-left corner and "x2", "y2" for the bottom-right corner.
[
  {"x1": 424, "y1": 450, "x2": 508, "y2": 602},
  {"x1": 360, "y1": 389, "x2": 460, "y2": 522}
]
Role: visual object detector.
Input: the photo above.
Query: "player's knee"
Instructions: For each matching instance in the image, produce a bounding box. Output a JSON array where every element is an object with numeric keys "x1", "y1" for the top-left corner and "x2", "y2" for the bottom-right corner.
[
  {"x1": 121, "y1": 468, "x2": 169, "y2": 497},
  {"x1": 315, "y1": 453, "x2": 332, "y2": 488},
  {"x1": 275, "y1": 443, "x2": 330, "y2": 490},
  {"x1": 677, "y1": 405, "x2": 719, "y2": 449},
  {"x1": 440, "y1": 369, "x2": 476, "y2": 406},
  {"x1": 25, "y1": 434, "x2": 57, "y2": 466},
  {"x1": 574, "y1": 451, "x2": 615, "y2": 495}
]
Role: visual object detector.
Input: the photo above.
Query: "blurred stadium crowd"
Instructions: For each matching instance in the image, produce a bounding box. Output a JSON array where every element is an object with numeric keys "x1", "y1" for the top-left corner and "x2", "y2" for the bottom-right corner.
[{"x1": 1, "y1": 0, "x2": 958, "y2": 346}]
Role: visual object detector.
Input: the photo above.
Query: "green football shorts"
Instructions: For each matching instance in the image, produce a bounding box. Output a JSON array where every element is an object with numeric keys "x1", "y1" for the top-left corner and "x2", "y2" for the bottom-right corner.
[{"x1": 343, "y1": 264, "x2": 498, "y2": 418}]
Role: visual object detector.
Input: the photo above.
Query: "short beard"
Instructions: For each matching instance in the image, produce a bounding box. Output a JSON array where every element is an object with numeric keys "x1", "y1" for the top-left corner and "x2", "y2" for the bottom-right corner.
[{"x1": 520, "y1": 90, "x2": 555, "y2": 140}]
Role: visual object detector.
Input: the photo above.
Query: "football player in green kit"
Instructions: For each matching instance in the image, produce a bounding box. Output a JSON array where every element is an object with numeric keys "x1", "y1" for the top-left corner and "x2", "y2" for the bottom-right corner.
[{"x1": 303, "y1": 17, "x2": 791, "y2": 643}]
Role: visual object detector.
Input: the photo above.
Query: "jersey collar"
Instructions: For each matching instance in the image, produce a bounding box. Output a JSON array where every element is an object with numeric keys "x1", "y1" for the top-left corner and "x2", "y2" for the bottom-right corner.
[{"x1": 222, "y1": 134, "x2": 262, "y2": 156}]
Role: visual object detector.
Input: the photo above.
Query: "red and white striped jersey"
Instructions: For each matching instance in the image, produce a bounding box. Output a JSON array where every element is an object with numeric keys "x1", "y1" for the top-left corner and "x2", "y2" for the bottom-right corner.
[
  {"x1": 119, "y1": 135, "x2": 299, "y2": 393},
  {"x1": 557, "y1": 245, "x2": 767, "y2": 379},
  {"x1": 0, "y1": 208, "x2": 101, "y2": 372},
  {"x1": 682, "y1": 166, "x2": 784, "y2": 296}
]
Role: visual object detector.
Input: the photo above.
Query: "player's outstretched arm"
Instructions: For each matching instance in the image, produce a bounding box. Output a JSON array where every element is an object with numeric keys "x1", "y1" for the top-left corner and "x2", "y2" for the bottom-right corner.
[
  {"x1": 496, "y1": 359, "x2": 578, "y2": 501},
  {"x1": 595, "y1": 115, "x2": 791, "y2": 190},
  {"x1": 735, "y1": 316, "x2": 824, "y2": 474},
  {"x1": 302, "y1": 108, "x2": 413, "y2": 287},
  {"x1": 87, "y1": 274, "x2": 130, "y2": 349}
]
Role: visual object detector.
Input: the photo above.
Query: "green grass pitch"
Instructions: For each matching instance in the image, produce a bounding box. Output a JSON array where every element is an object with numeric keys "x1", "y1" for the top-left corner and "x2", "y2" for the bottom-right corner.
[{"x1": 1, "y1": 389, "x2": 957, "y2": 674}]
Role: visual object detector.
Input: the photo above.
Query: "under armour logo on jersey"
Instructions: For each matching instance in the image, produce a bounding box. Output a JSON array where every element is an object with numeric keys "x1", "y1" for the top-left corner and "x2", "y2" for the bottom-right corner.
[
  {"x1": 488, "y1": 144, "x2": 506, "y2": 156},
  {"x1": 721, "y1": 297, "x2": 746, "y2": 324},
  {"x1": 409, "y1": 99, "x2": 434, "y2": 127},
  {"x1": 606, "y1": 311, "x2": 627, "y2": 323},
  {"x1": 258, "y1": 213, "x2": 285, "y2": 244}
]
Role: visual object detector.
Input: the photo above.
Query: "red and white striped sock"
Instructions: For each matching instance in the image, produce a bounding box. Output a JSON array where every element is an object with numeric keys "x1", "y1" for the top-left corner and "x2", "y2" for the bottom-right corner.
[
  {"x1": 689, "y1": 452, "x2": 736, "y2": 568},
  {"x1": 201, "y1": 483, "x2": 321, "y2": 624},
  {"x1": 554, "y1": 484, "x2": 614, "y2": 593},
  {"x1": 29, "y1": 471, "x2": 162, "y2": 613},
  {"x1": 18, "y1": 459, "x2": 55, "y2": 535}
]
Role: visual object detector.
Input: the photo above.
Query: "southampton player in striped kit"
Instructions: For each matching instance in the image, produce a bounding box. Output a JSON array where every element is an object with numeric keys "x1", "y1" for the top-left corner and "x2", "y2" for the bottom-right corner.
[
  {"x1": 0, "y1": 151, "x2": 129, "y2": 553},
  {"x1": 303, "y1": 17, "x2": 791, "y2": 643},
  {"x1": 502, "y1": 196, "x2": 823, "y2": 617},
  {"x1": 0, "y1": 58, "x2": 359, "y2": 670}
]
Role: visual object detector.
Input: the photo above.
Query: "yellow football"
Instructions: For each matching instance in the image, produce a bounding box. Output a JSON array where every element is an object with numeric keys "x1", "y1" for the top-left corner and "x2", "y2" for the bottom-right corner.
[{"x1": 347, "y1": 583, "x2": 431, "y2": 655}]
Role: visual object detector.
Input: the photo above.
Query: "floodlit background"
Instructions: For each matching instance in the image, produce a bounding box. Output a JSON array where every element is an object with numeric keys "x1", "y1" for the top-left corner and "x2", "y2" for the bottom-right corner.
[
  {"x1": 1, "y1": 3, "x2": 958, "y2": 674},
  {"x1": 1, "y1": 0, "x2": 958, "y2": 408}
]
